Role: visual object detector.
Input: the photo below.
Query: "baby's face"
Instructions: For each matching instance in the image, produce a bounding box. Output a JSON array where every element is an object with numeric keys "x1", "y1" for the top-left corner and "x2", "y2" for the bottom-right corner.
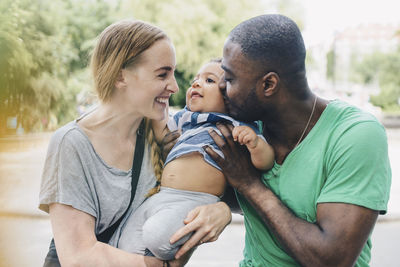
[{"x1": 186, "y1": 62, "x2": 226, "y2": 113}]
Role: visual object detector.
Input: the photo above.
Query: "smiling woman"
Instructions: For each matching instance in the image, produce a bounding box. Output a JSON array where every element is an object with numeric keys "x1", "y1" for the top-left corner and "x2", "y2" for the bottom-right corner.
[
  {"x1": 117, "y1": 39, "x2": 179, "y2": 121},
  {"x1": 38, "y1": 19, "x2": 232, "y2": 267}
]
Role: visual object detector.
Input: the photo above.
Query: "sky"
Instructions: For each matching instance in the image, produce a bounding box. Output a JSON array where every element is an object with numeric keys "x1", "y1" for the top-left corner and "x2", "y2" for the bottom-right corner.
[{"x1": 301, "y1": 0, "x2": 400, "y2": 46}]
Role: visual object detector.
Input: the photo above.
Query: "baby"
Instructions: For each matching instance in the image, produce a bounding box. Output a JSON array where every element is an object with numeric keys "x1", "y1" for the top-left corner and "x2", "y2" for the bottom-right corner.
[{"x1": 113, "y1": 59, "x2": 275, "y2": 260}]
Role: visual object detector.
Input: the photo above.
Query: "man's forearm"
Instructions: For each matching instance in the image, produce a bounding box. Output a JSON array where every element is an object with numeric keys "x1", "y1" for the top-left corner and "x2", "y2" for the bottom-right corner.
[{"x1": 239, "y1": 181, "x2": 373, "y2": 267}]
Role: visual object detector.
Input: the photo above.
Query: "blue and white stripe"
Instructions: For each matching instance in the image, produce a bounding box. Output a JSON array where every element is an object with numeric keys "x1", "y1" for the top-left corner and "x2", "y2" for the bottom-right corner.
[{"x1": 165, "y1": 107, "x2": 262, "y2": 170}]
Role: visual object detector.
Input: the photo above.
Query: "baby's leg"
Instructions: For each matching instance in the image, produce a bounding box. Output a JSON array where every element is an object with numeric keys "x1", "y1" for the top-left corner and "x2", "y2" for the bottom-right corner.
[
  {"x1": 142, "y1": 206, "x2": 191, "y2": 260},
  {"x1": 142, "y1": 187, "x2": 220, "y2": 260},
  {"x1": 115, "y1": 199, "x2": 150, "y2": 254}
]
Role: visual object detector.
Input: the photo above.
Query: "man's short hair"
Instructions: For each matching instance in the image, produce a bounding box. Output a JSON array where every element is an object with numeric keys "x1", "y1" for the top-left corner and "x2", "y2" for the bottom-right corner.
[{"x1": 228, "y1": 14, "x2": 306, "y2": 77}]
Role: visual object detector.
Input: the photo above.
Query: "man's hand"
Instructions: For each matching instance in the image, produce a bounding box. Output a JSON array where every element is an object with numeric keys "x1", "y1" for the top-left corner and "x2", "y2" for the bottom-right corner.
[
  {"x1": 203, "y1": 122, "x2": 262, "y2": 194},
  {"x1": 160, "y1": 130, "x2": 180, "y2": 161}
]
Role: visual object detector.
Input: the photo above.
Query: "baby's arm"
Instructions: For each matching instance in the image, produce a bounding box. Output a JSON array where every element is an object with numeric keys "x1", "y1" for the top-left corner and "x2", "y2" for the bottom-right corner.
[{"x1": 232, "y1": 125, "x2": 274, "y2": 171}]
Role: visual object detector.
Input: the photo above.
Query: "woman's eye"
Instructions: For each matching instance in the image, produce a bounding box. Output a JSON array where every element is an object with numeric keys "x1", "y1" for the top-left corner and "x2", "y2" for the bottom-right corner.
[
  {"x1": 158, "y1": 72, "x2": 167, "y2": 78},
  {"x1": 206, "y1": 78, "x2": 215, "y2": 83}
]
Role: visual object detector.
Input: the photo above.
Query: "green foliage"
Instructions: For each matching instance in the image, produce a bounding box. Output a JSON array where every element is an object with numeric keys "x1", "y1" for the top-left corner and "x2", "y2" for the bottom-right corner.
[
  {"x1": 118, "y1": 0, "x2": 266, "y2": 107},
  {"x1": 0, "y1": 0, "x2": 115, "y2": 134},
  {"x1": 326, "y1": 49, "x2": 335, "y2": 81},
  {"x1": 351, "y1": 49, "x2": 400, "y2": 111},
  {"x1": 0, "y1": 0, "x2": 305, "y2": 134}
]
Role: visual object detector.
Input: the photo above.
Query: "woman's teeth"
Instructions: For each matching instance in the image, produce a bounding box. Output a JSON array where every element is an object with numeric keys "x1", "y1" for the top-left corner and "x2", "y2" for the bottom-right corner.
[{"x1": 156, "y1": 97, "x2": 169, "y2": 104}]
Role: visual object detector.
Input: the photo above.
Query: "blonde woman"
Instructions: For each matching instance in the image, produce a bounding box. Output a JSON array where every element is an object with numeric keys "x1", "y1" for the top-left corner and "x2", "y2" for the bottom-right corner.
[{"x1": 39, "y1": 20, "x2": 231, "y2": 267}]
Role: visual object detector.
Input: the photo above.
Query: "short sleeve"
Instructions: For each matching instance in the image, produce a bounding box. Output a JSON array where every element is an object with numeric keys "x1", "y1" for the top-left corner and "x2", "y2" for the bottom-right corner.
[
  {"x1": 167, "y1": 108, "x2": 187, "y2": 131},
  {"x1": 317, "y1": 121, "x2": 391, "y2": 214},
  {"x1": 39, "y1": 129, "x2": 96, "y2": 217}
]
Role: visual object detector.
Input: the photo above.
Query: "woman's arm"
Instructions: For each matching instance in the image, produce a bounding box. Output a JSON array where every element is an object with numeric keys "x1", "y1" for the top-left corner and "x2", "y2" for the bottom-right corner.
[{"x1": 50, "y1": 203, "x2": 163, "y2": 267}]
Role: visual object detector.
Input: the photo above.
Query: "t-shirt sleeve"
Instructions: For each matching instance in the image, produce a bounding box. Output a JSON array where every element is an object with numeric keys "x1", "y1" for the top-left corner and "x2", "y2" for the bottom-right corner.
[
  {"x1": 39, "y1": 130, "x2": 96, "y2": 217},
  {"x1": 317, "y1": 121, "x2": 391, "y2": 214}
]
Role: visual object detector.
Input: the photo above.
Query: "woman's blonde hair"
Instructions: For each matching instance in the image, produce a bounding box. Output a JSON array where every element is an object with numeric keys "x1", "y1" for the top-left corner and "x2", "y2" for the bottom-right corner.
[
  {"x1": 90, "y1": 20, "x2": 166, "y2": 194},
  {"x1": 90, "y1": 19, "x2": 167, "y2": 102},
  {"x1": 145, "y1": 119, "x2": 164, "y2": 196}
]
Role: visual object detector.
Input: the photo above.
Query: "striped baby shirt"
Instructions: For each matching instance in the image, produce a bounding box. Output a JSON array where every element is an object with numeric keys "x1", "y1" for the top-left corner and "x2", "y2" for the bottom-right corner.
[{"x1": 165, "y1": 107, "x2": 263, "y2": 170}]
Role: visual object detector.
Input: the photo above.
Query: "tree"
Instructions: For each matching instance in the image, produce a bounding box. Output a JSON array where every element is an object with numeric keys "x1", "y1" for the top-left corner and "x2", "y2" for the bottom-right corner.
[
  {"x1": 0, "y1": 0, "x2": 115, "y2": 134},
  {"x1": 352, "y1": 49, "x2": 400, "y2": 112},
  {"x1": 117, "y1": 0, "x2": 267, "y2": 106}
]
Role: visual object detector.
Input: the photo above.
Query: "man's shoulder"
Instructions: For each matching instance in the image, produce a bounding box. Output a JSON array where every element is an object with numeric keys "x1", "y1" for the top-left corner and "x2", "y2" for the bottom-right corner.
[{"x1": 327, "y1": 100, "x2": 383, "y2": 131}]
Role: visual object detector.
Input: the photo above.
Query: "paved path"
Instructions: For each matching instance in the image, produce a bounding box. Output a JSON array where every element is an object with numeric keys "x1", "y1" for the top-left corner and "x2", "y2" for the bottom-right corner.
[{"x1": 0, "y1": 129, "x2": 399, "y2": 267}]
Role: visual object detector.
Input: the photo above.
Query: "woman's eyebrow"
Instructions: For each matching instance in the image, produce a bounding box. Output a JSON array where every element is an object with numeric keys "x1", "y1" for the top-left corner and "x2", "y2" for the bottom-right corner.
[{"x1": 154, "y1": 66, "x2": 174, "y2": 72}]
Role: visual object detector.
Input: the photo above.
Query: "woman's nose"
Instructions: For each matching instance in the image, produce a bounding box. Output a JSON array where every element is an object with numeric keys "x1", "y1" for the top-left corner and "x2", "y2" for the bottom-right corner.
[{"x1": 168, "y1": 76, "x2": 179, "y2": 93}]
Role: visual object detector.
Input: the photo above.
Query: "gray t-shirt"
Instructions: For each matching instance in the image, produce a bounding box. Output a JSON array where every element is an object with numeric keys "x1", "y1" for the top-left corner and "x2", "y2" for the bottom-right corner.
[{"x1": 39, "y1": 120, "x2": 156, "y2": 235}]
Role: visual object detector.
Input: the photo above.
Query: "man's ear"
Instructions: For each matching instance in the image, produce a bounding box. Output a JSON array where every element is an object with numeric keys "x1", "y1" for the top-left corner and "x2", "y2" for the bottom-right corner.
[
  {"x1": 115, "y1": 70, "x2": 126, "y2": 90},
  {"x1": 261, "y1": 72, "x2": 279, "y2": 97}
]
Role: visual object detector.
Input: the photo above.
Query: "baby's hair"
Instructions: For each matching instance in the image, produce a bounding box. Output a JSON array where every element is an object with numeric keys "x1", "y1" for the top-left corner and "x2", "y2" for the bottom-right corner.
[{"x1": 208, "y1": 58, "x2": 222, "y2": 64}]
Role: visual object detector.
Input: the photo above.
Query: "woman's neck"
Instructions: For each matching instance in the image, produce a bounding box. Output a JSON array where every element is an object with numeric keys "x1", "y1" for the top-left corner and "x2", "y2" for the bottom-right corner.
[{"x1": 79, "y1": 100, "x2": 143, "y2": 141}]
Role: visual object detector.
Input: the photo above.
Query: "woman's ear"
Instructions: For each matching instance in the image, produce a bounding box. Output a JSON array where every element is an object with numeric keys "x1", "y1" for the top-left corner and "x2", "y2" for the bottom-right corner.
[
  {"x1": 261, "y1": 72, "x2": 280, "y2": 97},
  {"x1": 114, "y1": 70, "x2": 126, "y2": 90}
]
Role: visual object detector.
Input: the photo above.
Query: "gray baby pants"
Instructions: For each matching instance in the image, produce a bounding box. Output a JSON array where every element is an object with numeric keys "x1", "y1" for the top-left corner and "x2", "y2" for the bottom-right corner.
[{"x1": 117, "y1": 187, "x2": 220, "y2": 260}]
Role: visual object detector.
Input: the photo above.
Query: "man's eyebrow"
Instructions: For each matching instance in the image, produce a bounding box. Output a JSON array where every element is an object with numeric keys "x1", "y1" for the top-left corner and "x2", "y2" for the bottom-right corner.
[{"x1": 221, "y1": 65, "x2": 233, "y2": 75}]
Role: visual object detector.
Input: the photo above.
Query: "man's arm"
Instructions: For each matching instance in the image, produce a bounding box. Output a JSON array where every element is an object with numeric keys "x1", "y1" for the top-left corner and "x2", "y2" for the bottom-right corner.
[
  {"x1": 220, "y1": 184, "x2": 242, "y2": 214},
  {"x1": 240, "y1": 182, "x2": 377, "y2": 266},
  {"x1": 204, "y1": 123, "x2": 378, "y2": 267}
]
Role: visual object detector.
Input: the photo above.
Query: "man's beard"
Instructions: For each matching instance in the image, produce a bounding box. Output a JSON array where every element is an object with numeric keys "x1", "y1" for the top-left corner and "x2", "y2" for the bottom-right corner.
[{"x1": 226, "y1": 88, "x2": 263, "y2": 122}]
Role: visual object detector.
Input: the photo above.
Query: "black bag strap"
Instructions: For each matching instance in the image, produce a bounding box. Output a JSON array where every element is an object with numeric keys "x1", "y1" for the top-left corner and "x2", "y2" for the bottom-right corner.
[
  {"x1": 44, "y1": 120, "x2": 146, "y2": 266},
  {"x1": 97, "y1": 119, "x2": 146, "y2": 243}
]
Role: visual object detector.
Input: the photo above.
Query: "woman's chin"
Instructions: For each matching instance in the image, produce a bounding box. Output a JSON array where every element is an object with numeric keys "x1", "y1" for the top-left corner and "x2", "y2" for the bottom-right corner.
[{"x1": 148, "y1": 110, "x2": 166, "y2": 121}]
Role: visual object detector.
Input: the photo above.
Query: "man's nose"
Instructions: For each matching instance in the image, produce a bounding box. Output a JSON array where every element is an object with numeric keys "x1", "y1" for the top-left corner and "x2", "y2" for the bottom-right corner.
[{"x1": 218, "y1": 75, "x2": 227, "y2": 95}]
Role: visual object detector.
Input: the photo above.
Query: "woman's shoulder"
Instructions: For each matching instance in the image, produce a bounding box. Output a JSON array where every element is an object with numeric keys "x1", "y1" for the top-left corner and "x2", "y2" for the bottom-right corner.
[{"x1": 49, "y1": 121, "x2": 89, "y2": 151}]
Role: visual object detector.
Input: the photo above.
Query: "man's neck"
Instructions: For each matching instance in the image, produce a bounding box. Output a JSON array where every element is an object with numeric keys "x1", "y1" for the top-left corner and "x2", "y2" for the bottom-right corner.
[{"x1": 262, "y1": 96, "x2": 329, "y2": 164}]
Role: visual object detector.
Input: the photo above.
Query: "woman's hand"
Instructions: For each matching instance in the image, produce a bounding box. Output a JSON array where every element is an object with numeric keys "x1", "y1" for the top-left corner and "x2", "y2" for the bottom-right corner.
[{"x1": 169, "y1": 201, "x2": 232, "y2": 259}]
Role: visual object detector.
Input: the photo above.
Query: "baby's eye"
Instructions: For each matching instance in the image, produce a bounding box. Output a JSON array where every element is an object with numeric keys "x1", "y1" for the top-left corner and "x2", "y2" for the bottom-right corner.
[{"x1": 206, "y1": 78, "x2": 215, "y2": 83}]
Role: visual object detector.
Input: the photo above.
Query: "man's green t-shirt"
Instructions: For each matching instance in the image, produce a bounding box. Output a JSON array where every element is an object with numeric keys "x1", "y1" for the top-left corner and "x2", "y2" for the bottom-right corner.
[{"x1": 237, "y1": 100, "x2": 391, "y2": 267}]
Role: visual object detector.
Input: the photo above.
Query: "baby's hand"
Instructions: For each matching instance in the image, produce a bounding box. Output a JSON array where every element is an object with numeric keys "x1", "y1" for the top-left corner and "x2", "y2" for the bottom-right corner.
[{"x1": 232, "y1": 126, "x2": 258, "y2": 149}]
